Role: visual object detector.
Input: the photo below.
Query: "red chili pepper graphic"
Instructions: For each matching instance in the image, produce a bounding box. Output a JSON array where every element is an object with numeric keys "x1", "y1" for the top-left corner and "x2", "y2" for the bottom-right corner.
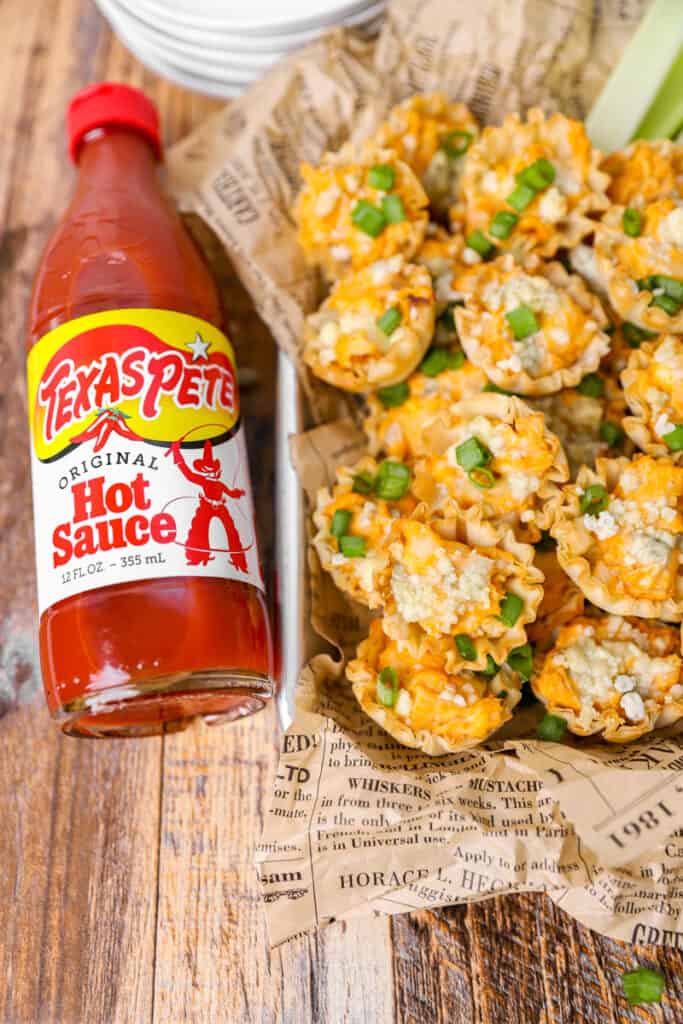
[{"x1": 71, "y1": 407, "x2": 142, "y2": 451}]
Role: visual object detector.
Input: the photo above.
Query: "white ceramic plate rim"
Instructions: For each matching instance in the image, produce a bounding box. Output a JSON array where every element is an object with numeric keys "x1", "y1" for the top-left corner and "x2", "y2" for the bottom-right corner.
[{"x1": 116, "y1": 0, "x2": 378, "y2": 36}]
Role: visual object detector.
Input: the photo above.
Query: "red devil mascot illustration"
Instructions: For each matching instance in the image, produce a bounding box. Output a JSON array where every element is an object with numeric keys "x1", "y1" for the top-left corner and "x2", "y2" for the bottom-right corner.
[{"x1": 170, "y1": 439, "x2": 247, "y2": 571}]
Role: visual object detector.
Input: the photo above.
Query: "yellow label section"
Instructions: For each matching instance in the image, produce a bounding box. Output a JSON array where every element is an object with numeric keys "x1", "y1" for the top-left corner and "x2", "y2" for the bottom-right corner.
[{"x1": 27, "y1": 309, "x2": 239, "y2": 462}]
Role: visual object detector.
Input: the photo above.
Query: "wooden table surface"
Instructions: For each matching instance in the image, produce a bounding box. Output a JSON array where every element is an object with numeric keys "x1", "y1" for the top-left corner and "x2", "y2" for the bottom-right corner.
[{"x1": 1, "y1": 2, "x2": 681, "y2": 1021}]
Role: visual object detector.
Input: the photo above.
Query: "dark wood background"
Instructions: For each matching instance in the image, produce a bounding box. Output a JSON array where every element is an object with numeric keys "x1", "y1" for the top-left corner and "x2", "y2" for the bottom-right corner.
[{"x1": 0, "y1": 1, "x2": 681, "y2": 1020}]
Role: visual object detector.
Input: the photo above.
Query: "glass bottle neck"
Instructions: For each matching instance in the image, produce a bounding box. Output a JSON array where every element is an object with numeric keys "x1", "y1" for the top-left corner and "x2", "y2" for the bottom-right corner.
[{"x1": 75, "y1": 127, "x2": 160, "y2": 184}]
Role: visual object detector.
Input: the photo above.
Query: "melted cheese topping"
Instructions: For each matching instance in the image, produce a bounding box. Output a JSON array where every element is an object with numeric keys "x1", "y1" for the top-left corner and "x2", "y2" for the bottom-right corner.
[
  {"x1": 602, "y1": 141, "x2": 683, "y2": 208},
  {"x1": 622, "y1": 335, "x2": 683, "y2": 459},
  {"x1": 454, "y1": 256, "x2": 610, "y2": 394},
  {"x1": 455, "y1": 108, "x2": 609, "y2": 257},
  {"x1": 534, "y1": 615, "x2": 682, "y2": 739},
  {"x1": 374, "y1": 93, "x2": 478, "y2": 214},
  {"x1": 295, "y1": 143, "x2": 429, "y2": 279},
  {"x1": 303, "y1": 257, "x2": 435, "y2": 391},
  {"x1": 363, "y1": 360, "x2": 488, "y2": 460}
]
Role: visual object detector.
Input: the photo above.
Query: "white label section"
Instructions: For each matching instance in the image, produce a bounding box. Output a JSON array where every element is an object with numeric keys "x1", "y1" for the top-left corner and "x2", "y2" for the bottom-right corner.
[{"x1": 31, "y1": 424, "x2": 264, "y2": 615}]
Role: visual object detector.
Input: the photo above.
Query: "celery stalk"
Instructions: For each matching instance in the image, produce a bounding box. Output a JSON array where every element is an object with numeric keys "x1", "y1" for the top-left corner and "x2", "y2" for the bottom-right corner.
[{"x1": 635, "y1": 43, "x2": 683, "y2": 140}]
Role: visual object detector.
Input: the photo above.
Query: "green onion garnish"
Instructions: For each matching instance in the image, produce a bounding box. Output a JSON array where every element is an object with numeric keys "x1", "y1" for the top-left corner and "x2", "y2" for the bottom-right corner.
[
  {"x1": 663, "y1": 424, "x2": 683, "y2": 451},
  {"x1": 339, "y1": 535, "x2": 366, "y2": 558},
  {"x1": 577, "y1": 373, "x2": 605, "y2": 398},
  {"x1": 468, "y1": 467, "x2": 496, "y2": 489},
  {"x1": 374, "y1": 459, "x2": 411, "y2": 500},
  {"x1": 537, "y1": 713, "x2": 568, "y2": 742},
  {"x1": 622, "y1": 207, "x2": 643, "y2": 237},
  {"x1": 489, "y1": 210, "x2": 519, "y2": 240},
  {"x1": 651, "y1": 294, "x2": 681, "y2": 316},
  {"x1": 499, "y1": 592, "x2": 524, "y2": 627},
  {"x1": 331, "y1": 508, "x2": 352, "y2": 539},
  {"x1": 506, "y1": 183, "x2": 536, "y2": 212},
  {"x1": 637, "y1": 274, "x2": 683, "y2": 301},
  {"x1": 352, "y1": 472, "x2": 375, "y2": 495},
  {"x1": 476, "y1": 654, "x2": 499, "y2": 679},
  {"x1": 516, "y1": 158, "x2": 556, "y2": 191},
  {"x1": 420, "y1": 346, "x2": 465, "y2": 376},
  {"x1": 351, "y1": 199, "x2": 387, "y2": 237},
  {"x1": 622, "y1": 321, "x2": 657, "y2": 347},
  {"x1": 579, "y1": 483, "x2": 609, "y2": 516},
  {"x1": 465, "y1": 230, "x2": 496, "y2": 259},
  {"x1": 455, "y1": 634, "x2": 477, "y2": 661},
  {"x1": 535, "y1": 530, "x2": 556, "y2": 552},
  {"x1": 381, "y1": 194, "x2": 406, "y2": 224},
  {"x1": 455, "y1": 436, "x2": 492, "y2": 471},
  {"x1": 376, "y1": 666, "x2": 399, "y2": 707},
  {"x1": 507, "y1": 643, "x2": 534, "y2": 681},
  {"x1": 483, "y1": 381, "x2": 513, "y2": 395},
  {"x1": 599, "y1": 421, "x2": 624, "y2": 447},
  {"x1": 621, "y1": 968, "x2": 665, "y2": 1007},
  {"x1": 368, "y1": 163, "x2": 395, "y2": 190},
  {"x1": 377, "y1": 306, "x2": 402, "y2": 336},
  {"x1": 440, "y1": 129, "x2": 474, "y2": 158},
  {"x1": 506, "y1": 304, "x2": 539, "y2": 340},
  {"x1": 377, "y1": 381, "x2": 409, "y2": 408}
]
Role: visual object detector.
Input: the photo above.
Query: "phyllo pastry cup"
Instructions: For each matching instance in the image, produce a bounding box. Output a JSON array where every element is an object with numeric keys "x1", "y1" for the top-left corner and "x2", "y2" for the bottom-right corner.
[
  {"x1": 411, "y1": 392, "x2": 568, "y2": 541},
  {"x1": 347, "y1": 618, "x2": 521, "y2": 755},
  {"x1": 295, "y1": 143, "x2": 429, "y2": 280},
  {"x1": 527, "y1": 544, "x2": 584, "y2": 651},
  {"x1": 454, "y1": 256, "x2": 611, "y2": 395},
  {"x1": 303, "y1": 256, "x2": 435, "y2": 392},
  {"x1": 601, "y1": 140, "x2": 683, "y2": 209},
  {"x1": 621, "y1": 335, "x2": 683, "y2": 461},
  {"x1": 532, "y1": 614, "x2": 683, "y2": 742},
  {"x1": 552, "y1": 454, "x2": 683, "y2": 620},
  {"x1": 454, "y1": 108, "x2": 609, "y2": 259},
  {"x1": 380, "y1": 516, "x2": 543, "y2": 673}
]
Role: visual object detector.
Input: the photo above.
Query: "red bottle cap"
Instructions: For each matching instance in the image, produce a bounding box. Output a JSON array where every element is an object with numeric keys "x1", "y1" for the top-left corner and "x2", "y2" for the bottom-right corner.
[{"x1": 67, "y1": 82, "x2": 162, "y2": 163}]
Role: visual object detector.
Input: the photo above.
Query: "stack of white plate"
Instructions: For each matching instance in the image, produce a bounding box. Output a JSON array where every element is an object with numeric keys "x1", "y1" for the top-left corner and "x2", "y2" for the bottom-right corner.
[{"x1": 95, "y1": 0, "x2": 386, "y2": 98}]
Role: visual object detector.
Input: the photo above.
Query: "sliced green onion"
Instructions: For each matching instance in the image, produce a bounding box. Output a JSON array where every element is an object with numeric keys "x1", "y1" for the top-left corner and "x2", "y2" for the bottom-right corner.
[
  {"x1": 535, "y1": 530, "x2": 556, "y2": 552},
  {"x1": 441, "y1": 129, "x2": 474, "y2": 158},
  {"x1": 599, "y1": 420, "x2": 624, "y2": 447},
  {"x1": 377, "y1": 306, "x2": 402, "y2": 336},
  {"x1": 455, "y1": 634, "x2": 477, "y2": 661},
  {"x1": 330, "y1": 508, "x2": 352, "y2": 539},
  {"x1": 506, "y1": 304, "x2": 539, "y2": 340},
  {"x1": 621, "y1": 967, "x2": 665, "y2": 1006},
  {"x1": 577, "y1": 373, "x2": 605, "y2": 398},
  {"x1": 381, "y1": 194, "x2": 406, "y2": 224},
  {"x1": 580, "y1": 483, "x2": 609, "y2": 516},
  {"x1": 663, "y1": 424, "x2": 683, "y2": 451},
  {"x1": 377, "y1": 381, "x2": 409, "y2": 408},
  {"x1": 657, "y1": 275, "x2": 683, "y2": 302},
  {"x1": 651, "y1": 293, "x2": 681, "y2": 316},
  {"x1": 420, "y1": 346, "x2": 465, "y2": 376},
  {"x1": 465, "y1": 230, "x2": 496, "y2": 259},
  {"x1": 483, "y1": 381, "x2": 513, "y2": 395},
  {"x1": 368, "y1": 163, "x2": 395, "y2": 190},
  {"x1": 476, "y1": 654, "x2": 499, "y2": 679},
  {"x1": 468, "y1": 467, "x2": 496, "y2": 489},
  {"x1": 455, "y1": 436, "x2": 492, "y2": 471},
  {"x1": 339, "y1": 535, "x2": 366, "y2": 558},
  {"x1": 537, "y1": 713, "x2": 567, "y2": 742},
  {"x1": 507, "y1": 643, "x2": 534, "y2": 681},
  {"x1": 506, "y1": 183, "x2": 537, "y2": 212},
  {"x1": 516, "y1": 158, "x2": 556, "y2": 191},
  {"x1": 499, "y1": 592, "x2": 524, "y2": 627},
  {"x1": 498, "y1": 689, "x2": 509, "y2": 699},
  {"x1": 622, "y1": 321, "x2": 657, "y2": 347},
  {"x1": 376, "y1": 666, "x2": 399, "y2": 707},
  {"x1": 489, "y1": 210, "x2": 519, "y2": 240},
  {"x1": 351, "y1": 199, "x2": 387, "y2": 237},
  {"x1": 636, "y1": 275, "x2": 658, "y2": 292},
  {"x1": 622, "y1": 207, "x2": 643, "y2": 237},
  {"x1": 374, "y1": 459, "x2": 411, "y2": 500},
  {"x1": 352, "y1": 472, "x2": 375, "y2": 495}
]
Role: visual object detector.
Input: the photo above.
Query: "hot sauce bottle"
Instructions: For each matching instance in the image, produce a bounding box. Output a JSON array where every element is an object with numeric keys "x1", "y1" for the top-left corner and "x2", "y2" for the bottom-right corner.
[{"x1": 27, "y1": 83, "x2": 273, "y2": 737}]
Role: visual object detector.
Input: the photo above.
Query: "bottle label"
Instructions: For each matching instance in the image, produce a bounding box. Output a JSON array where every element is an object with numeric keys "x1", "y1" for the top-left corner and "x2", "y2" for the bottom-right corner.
[{"x1": 27, "y1": 309, "x2": 264, "y2": 615}]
